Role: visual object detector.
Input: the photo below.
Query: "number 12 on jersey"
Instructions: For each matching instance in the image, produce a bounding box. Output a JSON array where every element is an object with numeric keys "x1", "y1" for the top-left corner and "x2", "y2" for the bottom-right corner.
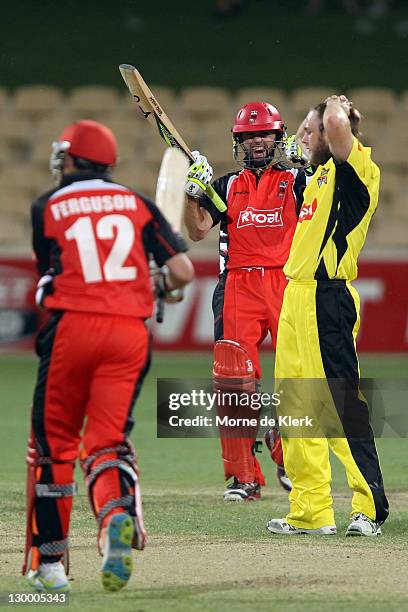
[{"x1": 65, "y1": 214, "x2": 137, "y2": 283}]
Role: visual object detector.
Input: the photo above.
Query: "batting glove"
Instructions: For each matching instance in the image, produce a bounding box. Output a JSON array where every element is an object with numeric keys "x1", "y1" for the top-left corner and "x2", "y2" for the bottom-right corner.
[
  {"x1": 185, "y1": 151, "x2": 213, "y2": 198},
  {"x1": 284, "y1": 135, "x2": 309, "y2": 168},
  {"x1": 151, "y1": 263, "x2": 183, "y2": 302},
  {"x1": 35, "y1": 268, "x2": 55, "y2": 308}
]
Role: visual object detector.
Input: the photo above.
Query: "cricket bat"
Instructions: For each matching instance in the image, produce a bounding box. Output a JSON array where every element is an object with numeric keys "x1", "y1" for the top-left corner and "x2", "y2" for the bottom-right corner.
[
  {"x1": 119, "y1": 63, "x2": 227, "y2": 213},
  {"x1": 154, "y1": 148, "x2": 189, "y2": 324},
  {"x1": 155, "y1": 148, "x2": 188, "y2": 232},
  {"x1": 22, "y1": 434, "x2": 36, "y2": 575}
]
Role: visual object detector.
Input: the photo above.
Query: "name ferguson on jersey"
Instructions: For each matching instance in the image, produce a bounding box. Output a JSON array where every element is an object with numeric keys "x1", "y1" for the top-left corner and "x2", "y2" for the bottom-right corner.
[{"x1": 50, "y1": 193, "x2": 137, "y2": 221}]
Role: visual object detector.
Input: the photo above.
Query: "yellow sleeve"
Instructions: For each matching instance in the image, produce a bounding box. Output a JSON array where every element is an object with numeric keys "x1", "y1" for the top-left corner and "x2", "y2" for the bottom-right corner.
[{"x1": 347, "y1": 136, "x2": 380, "y2": 189}]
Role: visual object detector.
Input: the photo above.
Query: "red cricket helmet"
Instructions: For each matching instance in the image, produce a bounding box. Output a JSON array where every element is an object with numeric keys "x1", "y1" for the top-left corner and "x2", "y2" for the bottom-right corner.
[
  {"x1": 58, "y1": 119, "x2": 117, "y2": 165},
  {"x1": 232, "y1": 102, "x2": 286, "y2": 169},
  {"x1": 232, "y1": 102, "x2": 284, "y2": 135}
]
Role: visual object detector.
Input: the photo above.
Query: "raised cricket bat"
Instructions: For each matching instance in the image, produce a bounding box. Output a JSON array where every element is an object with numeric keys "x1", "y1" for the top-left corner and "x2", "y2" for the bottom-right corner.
[
  {"x1": 154, "y1": 148, "x2": 189, "y2": 324},
  {"x1": 119, "y1": 63, "x2": 227, "y2": 213}
]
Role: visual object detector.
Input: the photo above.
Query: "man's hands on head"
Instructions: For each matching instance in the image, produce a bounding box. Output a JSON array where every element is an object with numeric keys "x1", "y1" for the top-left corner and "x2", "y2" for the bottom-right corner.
[
  {"x1": 185, "y1": 151, "x2": 213, "y2": 198},
  {"x1": 325, "y1": 94, "x2": 352, "y2": 117},
  {"x1": 323, "y1": 94, "x2": 355, "y2": 162}
]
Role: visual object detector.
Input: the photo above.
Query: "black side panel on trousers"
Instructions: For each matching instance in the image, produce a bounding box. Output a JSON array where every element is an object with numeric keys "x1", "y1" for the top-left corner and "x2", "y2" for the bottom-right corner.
[
  {"x1": 212, "y1": 271, "x2": 228, "y2": 341},
  {"x1": 32, "y1": 464, "x2": 64, "y2": 551},
  {"x1": 32, "y1": 312, "x2": 64, "y2": 457},
  {"x1": 31, "y1": 312, "x2": 67, "y2": 555},
  {"x1": 316, "y1": 283, "x2": 389, "y2": 524},
  {"x1": 124, "y1": 330, "x2": 152, "y2": 437}
]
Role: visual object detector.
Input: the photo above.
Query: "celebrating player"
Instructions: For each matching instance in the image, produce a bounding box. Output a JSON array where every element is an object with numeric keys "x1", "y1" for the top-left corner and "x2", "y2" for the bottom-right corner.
[
  {"x1": 266, "y1": 95, "x2": 389, "y2": 536},
  {"x1": 184, "y1": 102, "x2": 307, "y2": 501},
  {"x1": 24, "y1": 120, "x2": 194, "y2": 592}
]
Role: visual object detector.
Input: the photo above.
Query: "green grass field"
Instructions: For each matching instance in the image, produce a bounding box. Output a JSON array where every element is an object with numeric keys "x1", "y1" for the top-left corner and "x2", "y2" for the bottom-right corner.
[{"x1": 0, "y1": 352, "x2": 407, "y2": 611}]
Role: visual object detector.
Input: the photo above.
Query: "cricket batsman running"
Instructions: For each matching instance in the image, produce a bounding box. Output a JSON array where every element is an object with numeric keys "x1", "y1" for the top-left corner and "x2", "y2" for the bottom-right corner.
[{"x1": 24, "y1": 120, "x2": 194, "y2": 592}]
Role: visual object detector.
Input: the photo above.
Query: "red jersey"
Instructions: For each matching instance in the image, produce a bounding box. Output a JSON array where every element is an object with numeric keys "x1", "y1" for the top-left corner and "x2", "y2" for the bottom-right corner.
[
  {"x1": 32, "y1": 172, "x2": 187, "y2": 318},
  {"x1": 199, "y1": 165, "x2": 306, "y2": 271}
]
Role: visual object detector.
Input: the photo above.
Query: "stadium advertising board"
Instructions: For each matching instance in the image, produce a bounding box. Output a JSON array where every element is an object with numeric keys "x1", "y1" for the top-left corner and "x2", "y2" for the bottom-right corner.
[{"x1": 0, "y1": 258, "x2": 407, "y2": 352}]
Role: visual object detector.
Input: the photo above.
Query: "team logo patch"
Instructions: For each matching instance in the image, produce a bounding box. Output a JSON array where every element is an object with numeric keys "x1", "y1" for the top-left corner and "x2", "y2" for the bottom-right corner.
[
  {"x1": 278, "y1": 180, "x2": 289, "y2": 198},
  {"x1": 317, "y1": 168, "x2": 329, "y2": 188},
  {"x1": 237, "y1": 207, "x2": 283, "y2": 228},
  {"x1": 298, "y1": 198, "x2": 317, "y2": 222}
]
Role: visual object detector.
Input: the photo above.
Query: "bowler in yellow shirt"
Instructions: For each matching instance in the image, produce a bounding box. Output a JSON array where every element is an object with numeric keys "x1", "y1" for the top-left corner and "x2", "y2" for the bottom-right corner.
[{"x1": 267, "y1": 95, "x2": 388, "y2": 537}]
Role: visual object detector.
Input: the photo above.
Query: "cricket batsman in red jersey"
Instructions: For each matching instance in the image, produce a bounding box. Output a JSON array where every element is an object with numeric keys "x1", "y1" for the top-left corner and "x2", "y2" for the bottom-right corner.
[
  {"x1": 184, "y1": 102, "x2": 308, "y2": 501},
  {"x1": 24, "y1": 120, "x2": 194, "y2": 592}
]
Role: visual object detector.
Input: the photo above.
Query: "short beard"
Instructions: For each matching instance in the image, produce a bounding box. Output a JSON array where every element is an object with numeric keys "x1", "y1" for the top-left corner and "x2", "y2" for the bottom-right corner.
[
  {"x1": 236, "y1": 142, "x2": 277, "y2": 169},
  {"x1": 311, "y1": 142, "x2": 331, "y2": 167},
  {"x1": 246, "y1": 144, "x2": 275, "y2": 168}
]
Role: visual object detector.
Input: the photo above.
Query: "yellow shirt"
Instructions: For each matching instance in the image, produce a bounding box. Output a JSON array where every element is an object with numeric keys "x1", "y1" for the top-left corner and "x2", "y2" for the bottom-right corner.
[{"x1": 284, "y1": 137, "x2": 380, "y2": 281}]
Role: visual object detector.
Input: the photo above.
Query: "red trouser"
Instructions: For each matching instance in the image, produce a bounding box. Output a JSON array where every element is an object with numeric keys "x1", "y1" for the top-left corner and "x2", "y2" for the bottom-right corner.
[
  {"x1": 31, "y1": 311, "x2": 150, "y2": 555},
  {"x1": 213, "y1": 267, "x2": 287, "y2": 484}
]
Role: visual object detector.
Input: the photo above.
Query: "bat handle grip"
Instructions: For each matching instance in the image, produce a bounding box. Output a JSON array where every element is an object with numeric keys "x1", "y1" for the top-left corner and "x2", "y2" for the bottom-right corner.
[
  {"x1": 205, "y1": 185, "x2": 227, "y2": 213},
  {"x1": 156, "y1": 296, "x2": 165, "y2": 323}
]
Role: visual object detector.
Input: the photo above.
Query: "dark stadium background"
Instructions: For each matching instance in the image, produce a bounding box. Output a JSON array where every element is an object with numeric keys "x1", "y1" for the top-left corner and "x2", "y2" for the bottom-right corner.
[{"x1": 1, "y1": 0, "x2": 408, "y2": 90}]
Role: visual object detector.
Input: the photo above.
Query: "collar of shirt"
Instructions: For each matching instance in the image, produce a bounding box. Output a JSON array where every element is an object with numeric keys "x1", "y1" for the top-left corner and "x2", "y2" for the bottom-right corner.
[{"x1": 59, "y1": 171, "x2": 111, "y2": 188}]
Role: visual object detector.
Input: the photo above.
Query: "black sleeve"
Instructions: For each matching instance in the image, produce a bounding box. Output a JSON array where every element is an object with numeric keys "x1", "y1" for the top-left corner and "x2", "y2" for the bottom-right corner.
[
  {"x1": 334, "y1": 160, "x2": 371, "y2": 224},
  {"x1": 292, "y1": 168, "x2": 307, "y2": 217},
  {"x1": 140, "y1": 194, "x2": 189, "y2": 268},
  {"x1": 31, "y1": 191, "x2": 56, "y2": 275},
  {"x1": 197, "y1": 174, "x2": 235, "y2": 227}
]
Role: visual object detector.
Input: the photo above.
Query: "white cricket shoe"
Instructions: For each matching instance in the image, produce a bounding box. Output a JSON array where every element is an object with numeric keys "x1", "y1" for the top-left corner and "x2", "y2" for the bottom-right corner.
[
  {"x1": 223, "y1": 478, "x2": 261, "y2": 501},
  {"x1": 27, "y1": 561, "x2": 70, "y2": 592},
  {"x1": 345, "y1": 513, "x2": 382, "y2": 537},
  {"x1": 267, "y1": 518, "x2": 337, "y2": 535},
  {"x1": 276, "y1": 466, "x2": 292, "y2": 492}
]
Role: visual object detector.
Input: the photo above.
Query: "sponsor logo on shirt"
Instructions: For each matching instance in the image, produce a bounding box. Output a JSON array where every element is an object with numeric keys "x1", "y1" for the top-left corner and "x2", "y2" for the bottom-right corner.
[
  {"x1": 298, "y1": 198, "x2": 317, "y2": 222},
  {"x1": 237, "y1": 207, "x2": 283, "y2": 228}
]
